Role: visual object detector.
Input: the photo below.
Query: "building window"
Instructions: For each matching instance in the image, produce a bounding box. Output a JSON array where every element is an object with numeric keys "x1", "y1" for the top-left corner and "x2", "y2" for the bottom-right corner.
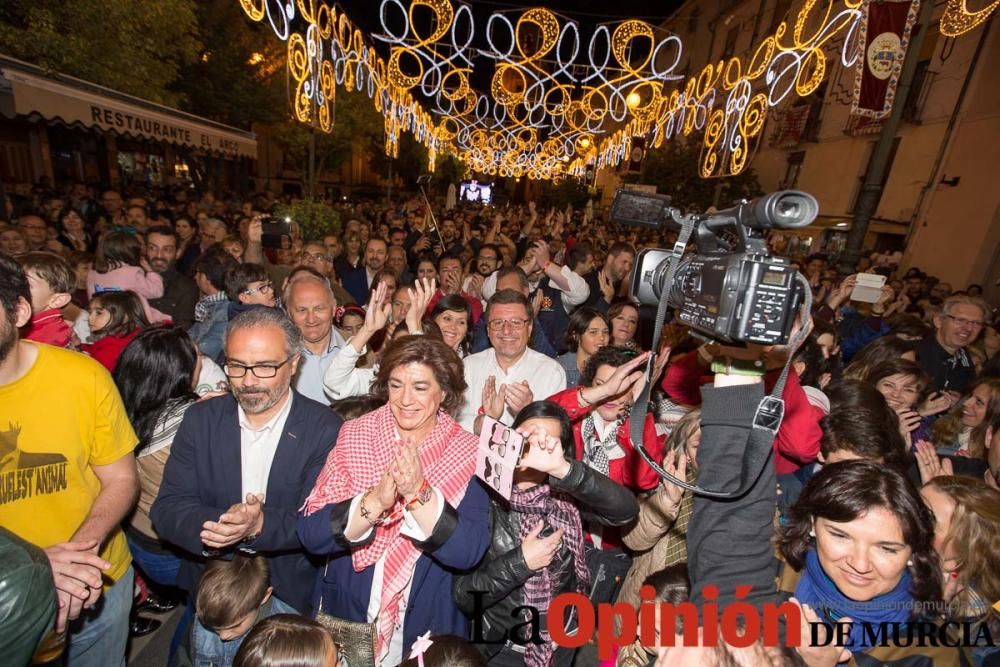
[{"x1": 782, "y1": 151, "x2": 805, "y2": 189}]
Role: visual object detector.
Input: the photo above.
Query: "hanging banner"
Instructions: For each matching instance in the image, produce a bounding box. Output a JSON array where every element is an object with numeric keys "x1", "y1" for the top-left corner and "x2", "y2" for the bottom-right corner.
[
  {"x1": 852, "y1": 0, "x2": 920, "y2": 119},
  {"x1": 625, "y1": 137, "x2": 646, "y2": 173}
]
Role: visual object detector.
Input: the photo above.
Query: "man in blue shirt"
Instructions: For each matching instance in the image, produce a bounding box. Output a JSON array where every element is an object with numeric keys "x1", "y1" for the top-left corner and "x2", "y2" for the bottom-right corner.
[{"x1": 284, "y1": 274, "x2": 347, "y2": 404}]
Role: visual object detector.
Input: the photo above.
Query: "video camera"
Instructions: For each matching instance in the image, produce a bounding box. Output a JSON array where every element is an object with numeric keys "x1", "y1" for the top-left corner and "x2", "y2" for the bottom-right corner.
[{"x1": 610, "y1": 189, "x2": 818, "y2": 345}]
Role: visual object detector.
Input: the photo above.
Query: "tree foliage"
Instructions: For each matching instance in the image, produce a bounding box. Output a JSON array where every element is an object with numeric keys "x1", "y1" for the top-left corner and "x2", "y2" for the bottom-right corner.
[
  {"x1": 639, "y1": 138, "x2": 763, "y2": 213},
  {"x1": 0, "y1": 0, "x2": 201, "y2": 106},
  {"x1": 169, "y1": 0, "x2": 285, "y2": 128}
]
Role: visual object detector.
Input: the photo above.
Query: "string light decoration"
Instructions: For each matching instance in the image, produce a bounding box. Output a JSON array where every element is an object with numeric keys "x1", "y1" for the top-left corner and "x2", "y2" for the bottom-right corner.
[
  {"x1": 940, "y1": 0, "x2": 999, "y2": 36},
  {"x1": 237, "y1": 0, "x2": 980, "y2": 181}
]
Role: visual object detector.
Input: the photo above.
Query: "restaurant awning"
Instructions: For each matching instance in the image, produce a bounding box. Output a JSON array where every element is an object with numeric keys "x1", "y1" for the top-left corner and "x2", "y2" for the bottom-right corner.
[{"x1": 0, "y1": 55, "x2": 257, "y2": 159}]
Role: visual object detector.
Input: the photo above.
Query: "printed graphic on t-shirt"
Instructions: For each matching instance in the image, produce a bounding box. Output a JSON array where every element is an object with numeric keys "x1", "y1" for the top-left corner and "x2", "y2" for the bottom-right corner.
[{"x1": 0, "y1": 423, "x2": 69, "y2": 505}]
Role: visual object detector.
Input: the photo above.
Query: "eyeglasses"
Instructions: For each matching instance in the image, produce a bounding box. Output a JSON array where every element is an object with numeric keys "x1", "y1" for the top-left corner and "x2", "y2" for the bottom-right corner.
[
  {"x1": 223, "y1": 356, "x2": 293, "y2": 378},
  {"x1": 242, "y1": 282, "x2": 273, "y2": 296},
  {"x1": 478, "y1": 254, "x2": 499, "y2": 262},
  {"x1": 301, "y1": 252, "x2": 330, "y2": 262},
  {"x1": 944, "y1": 314, "x2": 985, "y2": 329},
  {"x1": 488, "y1": 318, "x2": 530, "y2": 332}
]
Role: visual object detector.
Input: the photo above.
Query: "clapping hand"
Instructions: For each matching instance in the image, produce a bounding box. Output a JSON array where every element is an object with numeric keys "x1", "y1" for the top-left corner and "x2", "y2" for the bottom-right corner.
[
  {"x1": 915, "y1": 440, "x2": 953, "y2": 484},
  {"x1": 504, "y1": 380, "x2": 534, "y2": 416},
  {"x1": 363, "y1": 281, "x2": 392, "y2": 334},
  {"x1": 406, "y1": 277, "x2": 435, "y2": 333},
  {"x1": 201, "y1": 493, "x2": 264, "y2": 549},
  {"x1": 481, "y1": 375, "x2": 507, "y2": 420},
  {"x1": 391, "y1": 438, "x2": 425, "y2": 500}
]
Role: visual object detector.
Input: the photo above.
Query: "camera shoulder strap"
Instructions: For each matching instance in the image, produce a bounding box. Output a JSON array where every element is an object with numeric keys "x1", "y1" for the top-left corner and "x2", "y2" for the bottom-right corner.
[{"x1": 625, "y1": 225, "x2": 813, "y2": 499}]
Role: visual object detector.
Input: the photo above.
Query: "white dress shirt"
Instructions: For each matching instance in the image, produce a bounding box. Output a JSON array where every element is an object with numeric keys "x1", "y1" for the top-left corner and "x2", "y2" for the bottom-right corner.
[
  {"x1": 481, "y1": 264, "x2": 590, "y2": 312},
  {"x1": 348, "y1": 488, "x2": 445, "y2": 665},
  {"x1": 238, "y1": 391, "x2": 294, "y2": 500},
  {"x1": 460, "y1": 347, "x2": 567, "y2": 431}
]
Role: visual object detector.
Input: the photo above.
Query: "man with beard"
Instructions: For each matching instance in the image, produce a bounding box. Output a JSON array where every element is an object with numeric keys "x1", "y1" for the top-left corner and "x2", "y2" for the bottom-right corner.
[
  {"x1": 0, "y1": 253, "x2": 139, "y2": 666},
  {"x1": 462, "y1": 243, "x2": 501, "y2": 301},
  {"x1": 581, "y1": 242, "x2": 634, "y2": 313},
  {"x1": 342, "y1": 237, "x2": 388, "y2": 304},
  {"x1": 151, "y1": 307, "x2": 341, "y2": 619},
  {"x1": 146, "y1": 225, "x2": 198, "y2": 329}
]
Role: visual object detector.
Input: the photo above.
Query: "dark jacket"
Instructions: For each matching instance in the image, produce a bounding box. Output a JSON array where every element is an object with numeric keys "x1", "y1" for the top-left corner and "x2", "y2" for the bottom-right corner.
[
  {"x1": 341, "y1": 266, "x2": 372, "y2": 305},
  {"x1": 150, "y1": 392, "x2": 341, "y2": 614},
  {"x1": 150, "y1": 268, "x2": 198, "y2": 330},
  {"x1": 452, "y1": 461, "x2": 638, "y2": 654},
  {"x1": 916, "y1": 335, "x2": 975, "y2": 394},
  {"x1": 297, "y1": 479, "x2": 491, "y2": 658}
]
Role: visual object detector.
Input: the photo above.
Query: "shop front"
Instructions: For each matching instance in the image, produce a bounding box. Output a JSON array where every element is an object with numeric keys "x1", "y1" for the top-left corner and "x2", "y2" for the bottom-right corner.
[{"x1": 0, "y1": 55, "x2": 257, "y2": 194}]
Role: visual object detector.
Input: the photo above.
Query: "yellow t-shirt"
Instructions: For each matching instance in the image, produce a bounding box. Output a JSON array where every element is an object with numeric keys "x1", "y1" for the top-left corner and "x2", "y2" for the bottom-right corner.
[{"x1": 0, "y1": 343, "x2": 137, "y2": 584}]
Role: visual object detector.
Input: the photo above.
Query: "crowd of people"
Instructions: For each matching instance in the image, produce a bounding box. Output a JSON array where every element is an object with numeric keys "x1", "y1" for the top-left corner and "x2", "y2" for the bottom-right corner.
[{"x1": 0, "y1": 181, "x2": 998, "y2": 667}]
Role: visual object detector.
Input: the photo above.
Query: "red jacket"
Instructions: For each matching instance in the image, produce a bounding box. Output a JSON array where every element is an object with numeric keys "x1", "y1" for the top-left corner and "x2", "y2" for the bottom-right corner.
[
  {"x1": 81, "y1": 329, "x2": 140, "y2": 372},
  {"x1": 23, "y1": 309, "x2": 72, "y2": 348},
  {"x1": 659, "y1": 352, "x2": 822, "y2": 474},
  {"x1": 547, "y1": 387, "x2": 665, "y2": 549}
]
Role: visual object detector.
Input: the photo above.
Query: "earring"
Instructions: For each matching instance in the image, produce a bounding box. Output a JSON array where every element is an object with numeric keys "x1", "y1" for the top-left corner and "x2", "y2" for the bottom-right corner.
[
  {"x1": 907, "y1": 560, "x2": 913, "y2": 567},
  {"x1": 809, "y1": 528, "x2": 816, "y2": 538}
]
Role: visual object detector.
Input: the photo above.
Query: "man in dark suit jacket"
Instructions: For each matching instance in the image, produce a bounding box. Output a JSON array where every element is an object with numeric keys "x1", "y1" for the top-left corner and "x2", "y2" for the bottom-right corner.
[
  {"x1": 342, "y1": 237, "x2": 388, "y2": 305},
  {"x1": 151, "y1": 307, "x2": 341, "y2": 614}
]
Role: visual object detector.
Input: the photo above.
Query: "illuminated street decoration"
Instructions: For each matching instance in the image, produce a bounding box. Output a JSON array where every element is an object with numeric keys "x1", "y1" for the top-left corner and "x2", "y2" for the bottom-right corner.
[
  {"x1": 237, "y1": 0, "x2": 977, "y2": 181},
  {"x1": 940, "y1": 0, "x2": 999, "y2": 36}
]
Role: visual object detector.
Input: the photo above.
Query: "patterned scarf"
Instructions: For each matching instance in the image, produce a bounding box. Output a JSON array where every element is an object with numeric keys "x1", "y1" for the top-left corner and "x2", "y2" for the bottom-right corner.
[
  {"x1": 301, "y1": 405, "x2": 477, "y2": 657},
  {"x1": 507, "y1": 484, "x2": 590, "y2": 667},
  {"x1": 581, "y1": 414, "x2": 623, "y2": 477},
  {"x1": 194, "y1": 291, "x2": 227, "y2": 322}
]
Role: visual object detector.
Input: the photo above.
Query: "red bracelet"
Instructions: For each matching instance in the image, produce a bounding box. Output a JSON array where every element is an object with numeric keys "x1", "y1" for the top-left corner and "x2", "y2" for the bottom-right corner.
[{"x1": 405, "y1": 479, "x2": 432, "y2": 511}]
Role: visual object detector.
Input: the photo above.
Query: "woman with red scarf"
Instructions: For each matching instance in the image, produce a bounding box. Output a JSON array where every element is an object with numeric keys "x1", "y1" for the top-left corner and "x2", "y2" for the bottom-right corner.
[
  {"x1": 453, "y1": 401, "x2": 638, "y2": 666},
  {"x1": 298, "y1": 335, "x2": 490, "y2": 665}
]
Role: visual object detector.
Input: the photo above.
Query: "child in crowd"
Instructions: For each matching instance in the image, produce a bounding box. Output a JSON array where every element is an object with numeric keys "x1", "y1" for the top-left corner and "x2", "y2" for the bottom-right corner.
[
  {"x1": 66, "y1": 250, "x2": 93, "y2": 309},
  {"x1": 18, "y1": 251, "x2": 75, "y2": 348},
  {"x1": 185, "y1": 554, "x2": 298, "y2": 667},
  {"x1": 233, "y1": 615, "x2": 340, "y2": 667},
  {"x1": 80, "y1": 290, "x2": 150, "y2": 372},
  {"x1": 87, "y1": 230, "x2": 170, "y2": 323}
]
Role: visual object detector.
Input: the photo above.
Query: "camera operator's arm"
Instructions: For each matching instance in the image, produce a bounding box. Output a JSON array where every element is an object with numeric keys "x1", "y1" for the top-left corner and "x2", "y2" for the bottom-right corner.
[{"x1": 687, "y1": 369, "x2": 781, "y2": 612}]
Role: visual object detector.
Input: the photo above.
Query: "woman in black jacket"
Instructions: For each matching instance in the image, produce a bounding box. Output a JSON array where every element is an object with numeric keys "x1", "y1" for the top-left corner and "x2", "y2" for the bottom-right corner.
[{"x1": 453, "y1": 401, "x2": 639, "y2": 666}]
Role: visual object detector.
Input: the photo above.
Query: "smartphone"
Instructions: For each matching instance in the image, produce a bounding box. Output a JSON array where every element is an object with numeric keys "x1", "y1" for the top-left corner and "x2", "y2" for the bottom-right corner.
[
  {"x1": 538, "y1": 521, "x2": 556, "y2": 538},
  {"x1": 260, "y1": 216, "x2": 292, "y2": 249},
  {"x1": 850, "y1": 273, "x2": 887, "y2": 303}
]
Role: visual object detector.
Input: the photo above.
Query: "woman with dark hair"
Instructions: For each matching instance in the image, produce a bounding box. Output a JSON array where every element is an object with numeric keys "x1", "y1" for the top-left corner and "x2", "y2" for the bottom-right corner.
[
  {"x1": 113, "y1": 325, "x2": 199, "y2": 587},
  {"x1": 55, "y1": 206, "x2": 93, "y2": 253},
  {"x1": 87, "y1": 230, "x2": 170, "y2": 322},
  {"x1": 556, "y1": 307, "x2": 610, "y2": 386},
  {"x1": 546, "y1": 347, "x2": 664, "y2": 503},
  {"x1": 299, "y1": 335, "x2": 490, "y2": 665},
  {"x1": 430, "y1": 294, "x2": 472, "y2": 356},
  {"x1": 842, "y1": 334, "x2": 917, "y2": 382},
  {"x1": 779, "y1": 460, "x2": 943, "y2": 654},
  {"x1": 453, "y1": 401, "x2": 638, "y2": 666},
  {"x1": 607, "y1": 301, "x2": 640, "y2": 350},
  {"x1": 867, "y1": 358, "x2": 932, "y2": 446}
]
